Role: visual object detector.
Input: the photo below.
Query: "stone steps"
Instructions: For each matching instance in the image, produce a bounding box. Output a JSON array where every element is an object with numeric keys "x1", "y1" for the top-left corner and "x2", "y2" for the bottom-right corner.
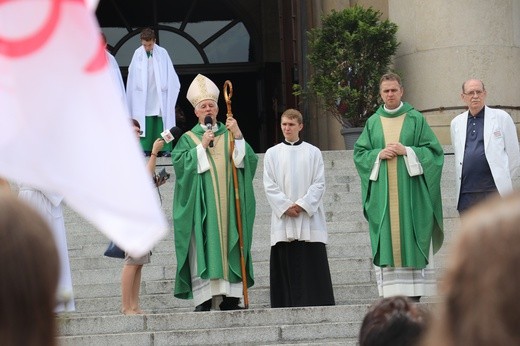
[
  {"x1": 58, "y1": 305, "x2": 368, "y2": 345},
  {"x1": 71, "y1": 283, "x2": 379, "y2": 315},
  {"x1": 55, "y1": 147, "x2": 500, "y2": 345}
]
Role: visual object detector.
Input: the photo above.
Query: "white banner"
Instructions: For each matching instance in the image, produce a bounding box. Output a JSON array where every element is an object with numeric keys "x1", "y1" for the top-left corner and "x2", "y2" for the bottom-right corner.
[{"x1": 0, "y1": 0, "x2": 168, "y2": 256}]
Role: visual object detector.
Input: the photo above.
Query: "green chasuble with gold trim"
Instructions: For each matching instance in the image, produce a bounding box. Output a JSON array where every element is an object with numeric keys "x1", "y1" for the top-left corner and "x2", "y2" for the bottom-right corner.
[
  {"x1": 171, "y1": 122, "x2": 258, "y2": 299},
  {"x1": 354, "y1": 102, "x2": 444, "y2": 269}
]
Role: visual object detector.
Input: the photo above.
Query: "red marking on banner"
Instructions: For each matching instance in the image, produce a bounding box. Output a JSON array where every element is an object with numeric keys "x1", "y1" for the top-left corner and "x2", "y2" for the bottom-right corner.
[
  {"x1": 0, "y1": 0, "x2": 62, "y2": 57},
  {"x1": 84, "y1": 36, "x2": 107, "y2": 73}
]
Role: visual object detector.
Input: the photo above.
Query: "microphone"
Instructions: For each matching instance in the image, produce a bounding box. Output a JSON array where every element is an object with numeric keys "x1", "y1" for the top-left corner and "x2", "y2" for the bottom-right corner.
[
  {"x1": 204, "y1": 115, "x2": 213, "y2": 148},
  {"x1": 160, "y1": 126, "x2": 183, "y2": 144}
]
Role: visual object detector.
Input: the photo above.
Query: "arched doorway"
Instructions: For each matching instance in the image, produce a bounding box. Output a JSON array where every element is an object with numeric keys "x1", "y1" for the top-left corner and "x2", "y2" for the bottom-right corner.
[{"x1": 96, "y1": 0, "x2": 272, "y2": 152}]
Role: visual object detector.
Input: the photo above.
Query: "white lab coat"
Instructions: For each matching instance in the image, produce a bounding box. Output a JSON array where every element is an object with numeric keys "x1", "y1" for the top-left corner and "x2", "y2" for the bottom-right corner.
[
  {"x1": 126, "y1": 44, "x2": 180, "y2": 136},
  {"x1": 451, "y1": 106, "x2": 520, "y2": 200}
]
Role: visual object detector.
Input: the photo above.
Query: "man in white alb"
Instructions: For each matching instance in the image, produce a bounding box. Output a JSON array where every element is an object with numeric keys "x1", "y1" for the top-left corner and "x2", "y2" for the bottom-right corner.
[
  {"x1": 263, "y1": 108, "x2": 335, "y2": 308},
  {"x1": 126, "y1": 27, "x2": 180, "y2": 156}
]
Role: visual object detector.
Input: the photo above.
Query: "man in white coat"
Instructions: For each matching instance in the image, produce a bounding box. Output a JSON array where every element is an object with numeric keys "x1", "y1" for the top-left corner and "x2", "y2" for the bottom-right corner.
[
  {"x1": 126, "y1": 28, "x2": 180, "y2": 156},
  {"x1": 451, "y1": 79, "x2": 520, "y2": 213},
  {"x1": 263, "y1": 108, "x2": 335, "y2": 308}
]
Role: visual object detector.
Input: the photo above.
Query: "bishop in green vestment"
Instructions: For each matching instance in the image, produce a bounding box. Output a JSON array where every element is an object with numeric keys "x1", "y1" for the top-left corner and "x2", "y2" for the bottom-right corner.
[
  {"x1": 354, "y1": 73, "x2": 444, "y2": 299},
  {"x1": 171, "y1": 74, "x2": 257, "y2": 311}
]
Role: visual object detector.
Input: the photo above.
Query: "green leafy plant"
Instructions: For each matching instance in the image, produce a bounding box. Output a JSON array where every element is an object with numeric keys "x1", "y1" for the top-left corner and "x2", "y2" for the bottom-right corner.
[{"x1": 298, "y1": 6, "x2": 399, "y2": 128}]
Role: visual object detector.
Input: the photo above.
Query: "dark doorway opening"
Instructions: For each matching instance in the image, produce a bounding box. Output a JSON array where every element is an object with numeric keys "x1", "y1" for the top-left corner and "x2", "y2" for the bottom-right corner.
[
  {"x1": 95, "y1": 0, "x2": 303, "y2": 153},
  {"x1": 176, "y1": 72, "x2": 262, "y2": 152}
]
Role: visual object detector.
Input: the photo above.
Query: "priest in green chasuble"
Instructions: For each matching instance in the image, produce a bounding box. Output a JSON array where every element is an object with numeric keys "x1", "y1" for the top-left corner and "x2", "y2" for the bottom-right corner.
[
  {"x1": 354, "y1": 73, "x2": 444, "y2": 301},
  {"x1": 171, "y1": 74, "x2": 258, "y2": 311}
]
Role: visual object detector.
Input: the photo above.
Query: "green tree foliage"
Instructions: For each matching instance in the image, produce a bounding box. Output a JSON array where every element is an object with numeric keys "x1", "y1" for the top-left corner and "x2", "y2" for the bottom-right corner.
[{"x1": 301, "y1": 6, "x2": 399, "y2": 128}]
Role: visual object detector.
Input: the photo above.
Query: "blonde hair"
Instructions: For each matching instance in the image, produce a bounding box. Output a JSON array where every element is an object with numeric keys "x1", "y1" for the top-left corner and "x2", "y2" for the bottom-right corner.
[{"x1": 281, "y1": 108, "x2": 303, "y2": 124}]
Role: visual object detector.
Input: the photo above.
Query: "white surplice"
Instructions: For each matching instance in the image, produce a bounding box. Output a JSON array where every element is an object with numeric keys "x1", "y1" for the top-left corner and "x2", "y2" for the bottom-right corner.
[{"x1": 263, "y1": 141, "x2": 328, "y2": 246}]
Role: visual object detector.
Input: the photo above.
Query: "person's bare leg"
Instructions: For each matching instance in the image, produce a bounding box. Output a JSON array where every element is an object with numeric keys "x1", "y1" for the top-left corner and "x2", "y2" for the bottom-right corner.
[
  {"x1": 131, "y1": 265, "x2": 143, "y2": 313},
  {"x1": 121, "y1": 264, "x2": 139, "y2": 315}
]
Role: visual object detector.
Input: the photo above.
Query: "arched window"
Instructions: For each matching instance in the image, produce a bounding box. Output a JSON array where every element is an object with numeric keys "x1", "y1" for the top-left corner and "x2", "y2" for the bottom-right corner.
[
  {"x1": 97, "y1": 0, "x2": 255, "y2": 66},
  {"x1": 96, "y1": 0, "x2": 265, "y2": 152}
]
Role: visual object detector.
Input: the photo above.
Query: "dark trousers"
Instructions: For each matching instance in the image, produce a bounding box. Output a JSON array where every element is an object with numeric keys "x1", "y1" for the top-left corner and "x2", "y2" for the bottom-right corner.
[{"x1": 458, "y1": 190, "x2": 498, "y2": 214}]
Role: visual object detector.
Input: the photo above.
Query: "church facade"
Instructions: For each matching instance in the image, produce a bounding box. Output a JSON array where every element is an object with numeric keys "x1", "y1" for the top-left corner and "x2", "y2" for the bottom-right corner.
[{"x1": 97, "y1": 0, "x2": 520, "y2": 152}]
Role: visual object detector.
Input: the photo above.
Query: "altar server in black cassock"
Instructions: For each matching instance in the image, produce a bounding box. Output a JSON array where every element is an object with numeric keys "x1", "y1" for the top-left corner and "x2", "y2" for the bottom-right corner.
[{"x1": 263, "y1": 109, "x2": 335, "y2": 308}]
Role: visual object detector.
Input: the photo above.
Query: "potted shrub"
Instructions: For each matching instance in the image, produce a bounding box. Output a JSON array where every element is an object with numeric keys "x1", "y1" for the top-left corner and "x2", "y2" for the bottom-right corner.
[{"x1": 297, "y1": 6, "x2": 399, "y2": 147}]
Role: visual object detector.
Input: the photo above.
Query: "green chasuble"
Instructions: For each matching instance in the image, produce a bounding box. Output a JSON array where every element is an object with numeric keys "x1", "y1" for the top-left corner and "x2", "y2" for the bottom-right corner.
[
  {"x1": 353, "y1": 102, "x2": 444, "y2": 269},
  {"x1": 171, "y1": 122, "x2": 258, "y2": 299}
]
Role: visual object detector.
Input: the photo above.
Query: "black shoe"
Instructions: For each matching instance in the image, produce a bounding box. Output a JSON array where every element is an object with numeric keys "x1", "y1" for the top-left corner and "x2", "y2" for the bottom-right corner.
[
  {"x1": 409, "y1": 296, "x2": 421, "y2": 302},
  {"x1": 219, "y1": 297, "x2": 243, "y2": 311},
  {"x1": 194, "y1": 299, "x2": 212, "y2": 312}
]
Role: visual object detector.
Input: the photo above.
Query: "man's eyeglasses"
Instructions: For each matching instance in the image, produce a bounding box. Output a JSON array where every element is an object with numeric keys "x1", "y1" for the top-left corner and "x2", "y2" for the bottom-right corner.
[
  {"x1": 463, "y1": 90, "x2": 485, "y2": 97},
  {"x1": 136, "y1": 129, "x2": 143, "y2": 135}
]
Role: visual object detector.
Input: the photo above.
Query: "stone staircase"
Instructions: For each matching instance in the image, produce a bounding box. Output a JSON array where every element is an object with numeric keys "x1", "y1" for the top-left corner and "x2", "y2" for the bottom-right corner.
[{"x1": 57, "y1": 148, "x2": 466, "y2": 345}]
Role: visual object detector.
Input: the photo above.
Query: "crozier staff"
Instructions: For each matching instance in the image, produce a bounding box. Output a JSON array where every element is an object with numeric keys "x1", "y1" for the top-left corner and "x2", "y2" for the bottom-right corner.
[{"x1": 224, "y1": 79, "x2": 250, "y2": 308}]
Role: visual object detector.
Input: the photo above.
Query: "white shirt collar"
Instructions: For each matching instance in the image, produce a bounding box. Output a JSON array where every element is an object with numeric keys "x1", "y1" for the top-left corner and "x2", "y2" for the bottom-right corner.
[
  {"x1": 201, "y1": 123, "x2": 219, "y2": 131},
  {"x1": 383, "y1": 102, "x2": 404, "y2": 114}
]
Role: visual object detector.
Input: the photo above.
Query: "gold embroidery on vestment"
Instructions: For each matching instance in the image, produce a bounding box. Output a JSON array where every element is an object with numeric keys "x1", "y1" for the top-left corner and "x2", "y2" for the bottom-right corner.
[{"x1": 380, "y1": 114, "x2": 406, "y2": 267}]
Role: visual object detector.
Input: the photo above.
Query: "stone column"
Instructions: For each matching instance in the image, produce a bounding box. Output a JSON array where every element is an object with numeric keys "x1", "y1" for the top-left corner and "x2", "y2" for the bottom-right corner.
[
  {"x1": 305, "y1": 0, "x2": 352, "y2": 150},
  {"x1": 389, "y1": 0, "x2": 520, "y2": 144}
]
